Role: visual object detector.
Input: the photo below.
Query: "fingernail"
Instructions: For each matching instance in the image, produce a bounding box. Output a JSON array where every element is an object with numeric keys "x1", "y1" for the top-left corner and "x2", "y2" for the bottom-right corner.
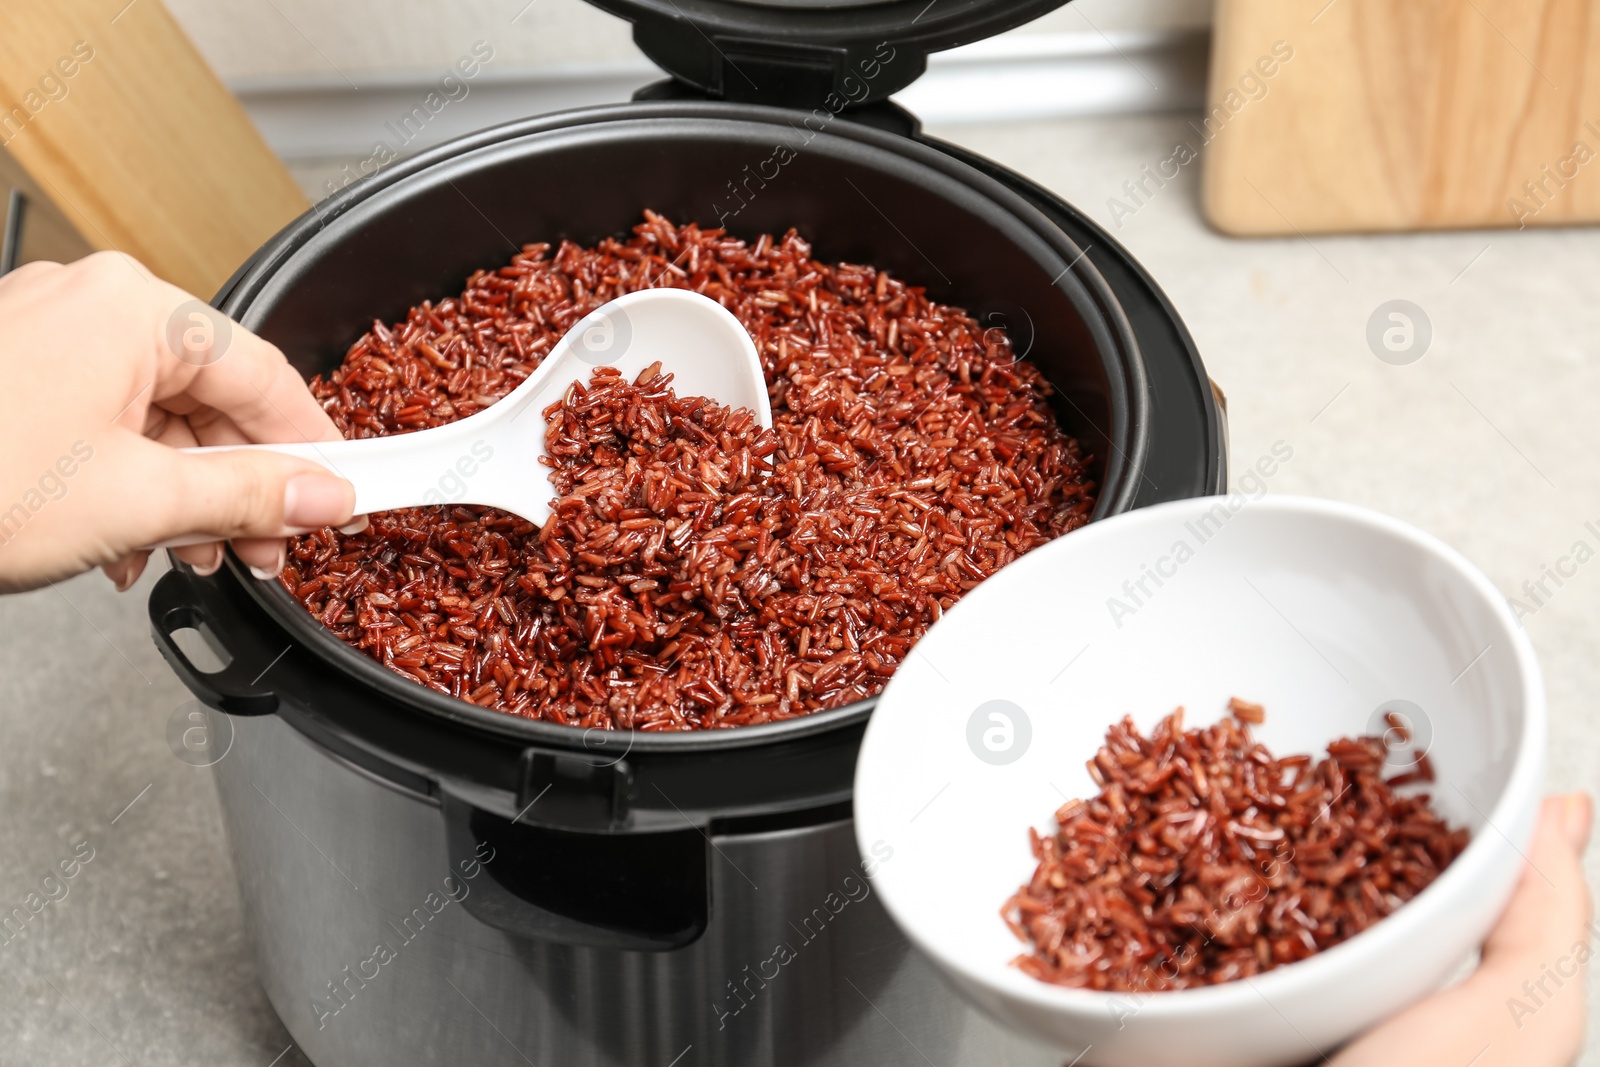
[
  {"x1": 339, "y1": 515, "x2": 370, "y2": 536},
  {"x1": 191, "y1": 543, "x2": 225, "y2": 577},
  {"x1": 249, "y1": 544, "x2": 287, "y2": 582},
  {"x1": 284, "y1": 473, "x2": 355, "y2": 530},
  {"x1": 106, "y1": 561, "x2": 136, "y2": 592},
  {"x1": 1563, "y1": 792, "x2": 1592, "y2": 851}
]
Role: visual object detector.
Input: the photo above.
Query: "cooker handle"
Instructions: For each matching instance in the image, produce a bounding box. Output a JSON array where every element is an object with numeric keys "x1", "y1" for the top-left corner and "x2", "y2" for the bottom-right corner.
[
  {"x1": 148, "y1": 567, "x2": 281, "y2": 716},
  {"x1": 439, "y1": 778, "x2": 712, "y2": 952}
]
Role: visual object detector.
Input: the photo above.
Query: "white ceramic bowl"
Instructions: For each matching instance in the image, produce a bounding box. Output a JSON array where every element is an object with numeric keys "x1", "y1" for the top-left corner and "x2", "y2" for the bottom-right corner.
[{"x1": 855, "y1": 495, "x2": 1544, "y2": 1067}]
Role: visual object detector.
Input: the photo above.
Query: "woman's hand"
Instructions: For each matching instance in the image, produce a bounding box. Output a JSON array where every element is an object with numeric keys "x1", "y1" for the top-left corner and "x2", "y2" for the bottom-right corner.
[
  {"x1": 0, "y1": 251, "x2": 357, "y2": 593},
  {"x1": 1331, "y1": 792, "x2": 1593, "y2": 1067}
]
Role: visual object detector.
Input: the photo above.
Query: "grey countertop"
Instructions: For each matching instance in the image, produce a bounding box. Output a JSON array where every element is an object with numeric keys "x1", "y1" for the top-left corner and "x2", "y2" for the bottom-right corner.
[{"x1": 3, "y1": 110, "x2": 1597, "y2": 1066}]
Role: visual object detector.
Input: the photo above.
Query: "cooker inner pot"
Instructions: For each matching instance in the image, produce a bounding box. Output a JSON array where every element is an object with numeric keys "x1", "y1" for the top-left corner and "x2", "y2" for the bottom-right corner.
[{"x1": 228, "y1": 111, "x2": 1141, "y2": 745}]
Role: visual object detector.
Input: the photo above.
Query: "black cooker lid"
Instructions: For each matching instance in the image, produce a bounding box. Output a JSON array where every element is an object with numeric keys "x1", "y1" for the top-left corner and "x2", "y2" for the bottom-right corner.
[{"x1": 582, "y1": 0, "x2": 1071, "y2": 108}]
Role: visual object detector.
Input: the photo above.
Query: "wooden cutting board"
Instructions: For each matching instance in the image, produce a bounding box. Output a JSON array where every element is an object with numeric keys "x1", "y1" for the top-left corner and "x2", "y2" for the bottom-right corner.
[
  {"x1": 1202, "y1": 0, "x2": 1600, "y2": 235},
  {"x1": 0, "y1": 0, "x2": 307, "y2": 292}
]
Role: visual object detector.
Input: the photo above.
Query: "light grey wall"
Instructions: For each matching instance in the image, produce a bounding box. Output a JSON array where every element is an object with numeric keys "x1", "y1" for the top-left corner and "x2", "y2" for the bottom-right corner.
[
  {"x1": 1017, "y1": 0, "x2": 1212, "y2": 36},
  {"x1": 163, "y1": 0, "x2": 638, "y2": 81},
  {"x1": 163, "y1": 0, "x2": 1213, "y2": 82}
]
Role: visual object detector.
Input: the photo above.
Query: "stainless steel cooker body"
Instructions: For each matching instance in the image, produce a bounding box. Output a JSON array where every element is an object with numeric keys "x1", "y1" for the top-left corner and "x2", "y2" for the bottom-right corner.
[{"x1": 210, "y1": 708, "x2": 1060, "y2": 1066}]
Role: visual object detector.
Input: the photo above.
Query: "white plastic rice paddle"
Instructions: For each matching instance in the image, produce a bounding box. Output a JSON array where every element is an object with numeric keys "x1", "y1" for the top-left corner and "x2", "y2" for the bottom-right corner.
[{"x1": 164, "y1": 288, "x2": 770, "y2": 546}]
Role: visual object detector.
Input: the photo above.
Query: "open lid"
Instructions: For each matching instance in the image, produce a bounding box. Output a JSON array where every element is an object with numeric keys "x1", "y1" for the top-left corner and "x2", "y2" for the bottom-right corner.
[{"x1": 584, "y1": 0, "x2": 1072, "y2": 109}]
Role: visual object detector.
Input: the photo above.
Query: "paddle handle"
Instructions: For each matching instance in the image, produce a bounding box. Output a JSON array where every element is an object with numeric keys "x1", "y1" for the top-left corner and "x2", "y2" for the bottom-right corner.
[{"x1": 154, "y1": 426, "x2": 527, "y2": 548}]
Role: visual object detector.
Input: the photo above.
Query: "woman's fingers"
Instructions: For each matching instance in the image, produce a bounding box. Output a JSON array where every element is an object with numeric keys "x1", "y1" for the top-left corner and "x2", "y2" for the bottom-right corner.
[
  {"x1": 145, "y1": 278, "x2": 343, "y2": 448},
  {"x1": 171, "y1": 541, "x2": 226, "y2": 575},
  {"x1": 0, "y1": 252, "x2": 349, "y2": 592},
  {"x1": 141, "y1": 274, "x2": 345, "y2": 579},
  {"x1": 1477, "y1": 791, "x2": 1593, "y2": 979},
  {"x1": 230, "y1": 536, "x2": 287, "y2": 579},
  {"x1": 1468, "y1": 793, "x2": 1593, "y2": 1065},
  {"x1": 155, "y1": 446, "x2": 355, "y2": 543},
  {"x1": 53, "y1": 434, "x2": 357, "y2": 565},
  {"x1": 99, "y1": 550, "x2": 150, "y2": 592},
  {"x1": 1330, "y1": 792, "x2": 1593, "y2": 1067},
  {"x1": 1565, "y1": 792, "x2": 1593, "y2": 849}
]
